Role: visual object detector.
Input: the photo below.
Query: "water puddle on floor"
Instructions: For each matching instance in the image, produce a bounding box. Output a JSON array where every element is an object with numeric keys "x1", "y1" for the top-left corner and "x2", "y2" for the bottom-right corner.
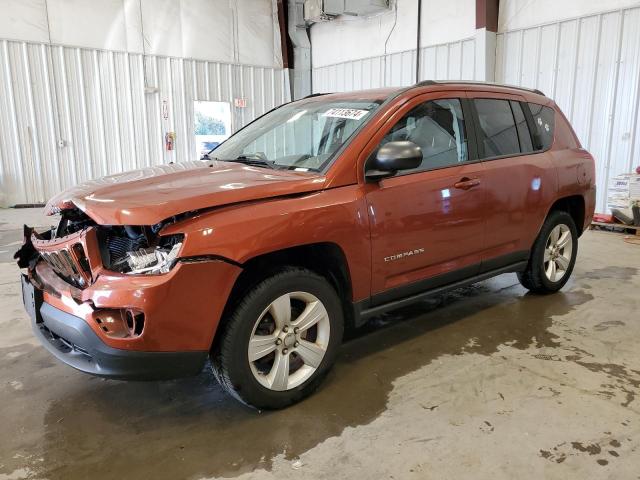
[{"x1": 0, "y1": 273, "x2": 596, "y2": 480}]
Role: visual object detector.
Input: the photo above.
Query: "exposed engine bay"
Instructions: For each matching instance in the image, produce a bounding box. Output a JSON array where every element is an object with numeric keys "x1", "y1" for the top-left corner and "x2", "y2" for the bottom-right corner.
[{"x1": 15, "y1": 208, "x2": 186, "y2": 287}]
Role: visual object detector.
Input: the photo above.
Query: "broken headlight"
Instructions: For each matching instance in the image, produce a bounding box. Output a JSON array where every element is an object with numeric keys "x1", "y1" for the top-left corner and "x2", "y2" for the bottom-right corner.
[
  {"x1": 125, "y1": 242, "x2": 182, "y2": 275},
  {"x1": 109, "y1": 234, "x2": 183, "y2": 275}
]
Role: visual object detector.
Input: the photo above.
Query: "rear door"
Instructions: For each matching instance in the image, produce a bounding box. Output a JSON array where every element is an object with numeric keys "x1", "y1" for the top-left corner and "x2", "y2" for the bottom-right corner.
[
  {"x1": 364, "y1": 92, "x2": 488, "y2": 304},
  {"x1": 467, "y1": 93, "x2": 557, "y2": 269}
]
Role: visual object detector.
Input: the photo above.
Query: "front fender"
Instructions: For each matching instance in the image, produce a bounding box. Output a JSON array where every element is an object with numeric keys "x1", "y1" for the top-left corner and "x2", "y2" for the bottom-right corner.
[{"x1": 161, "y1": 186, "x2": 371, "y2": 301}]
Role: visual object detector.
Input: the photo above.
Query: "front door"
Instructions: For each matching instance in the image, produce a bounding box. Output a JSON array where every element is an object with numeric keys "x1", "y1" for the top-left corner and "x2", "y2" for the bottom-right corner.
[{"x1": 365, "y1": 94, "x2": 487, "y2": 305}]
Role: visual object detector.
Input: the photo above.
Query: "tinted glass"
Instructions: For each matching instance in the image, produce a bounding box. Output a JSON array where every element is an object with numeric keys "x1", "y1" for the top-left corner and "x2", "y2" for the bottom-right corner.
[
  {"x1": 380, "y1": 99, "x2": 467, "y2": 172},
  {"x1": 474, "y1": 99, "x2": 520, "y2": 158},
  {"x1": 528, "y1": 103, "x2": 555, "y2": 150},
  {"x1": 511, "y1": 101, "x2": 533, "y2": 153}
]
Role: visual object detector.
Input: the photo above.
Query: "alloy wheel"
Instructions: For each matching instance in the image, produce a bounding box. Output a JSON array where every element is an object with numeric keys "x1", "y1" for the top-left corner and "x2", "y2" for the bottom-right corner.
[
  {"x1": 544, "y1": 223, "x2": 573, "y2": 282},
  {"x1": 248, "y1": 291, "x2": 331, "y2": 391}
]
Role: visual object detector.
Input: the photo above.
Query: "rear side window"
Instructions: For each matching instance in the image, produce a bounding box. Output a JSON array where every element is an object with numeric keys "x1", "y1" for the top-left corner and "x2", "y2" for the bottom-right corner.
[
  {"x1": 528, "y1": 103, "x2": 555, "y2": 150},
  {"x1": 474, "y1": 99, "x2": 520, "y2": 158}
]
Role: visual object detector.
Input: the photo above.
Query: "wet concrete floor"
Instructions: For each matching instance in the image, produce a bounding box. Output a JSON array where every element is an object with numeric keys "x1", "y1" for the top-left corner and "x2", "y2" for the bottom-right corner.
[{"x1": 1, "y1": 208, "x2": 639, "y2": 479}]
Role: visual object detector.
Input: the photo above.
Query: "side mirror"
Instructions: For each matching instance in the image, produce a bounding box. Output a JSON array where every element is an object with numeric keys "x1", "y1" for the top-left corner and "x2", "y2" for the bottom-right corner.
[{"x1": 365, "y1": 141, "x2": 423, "y2": 181}]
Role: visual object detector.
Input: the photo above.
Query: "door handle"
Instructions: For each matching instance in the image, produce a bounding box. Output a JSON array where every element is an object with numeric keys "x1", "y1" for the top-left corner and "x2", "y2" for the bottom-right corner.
[{"x1": 453, "y1": 177, "x2": 481, "y2": 190}]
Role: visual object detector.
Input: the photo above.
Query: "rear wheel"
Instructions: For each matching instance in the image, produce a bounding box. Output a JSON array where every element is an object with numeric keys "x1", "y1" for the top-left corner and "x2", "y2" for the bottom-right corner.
[
  {"x1": 518, "y1": 210, "x2": 578, "y2": 294},
  {"x1": 211, "y1": 268, "x2": 344, "y2": 409}
]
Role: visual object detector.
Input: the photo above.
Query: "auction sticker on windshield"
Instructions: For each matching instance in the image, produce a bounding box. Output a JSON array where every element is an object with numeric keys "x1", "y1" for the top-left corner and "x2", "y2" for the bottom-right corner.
[{"x1": 322, "y1": 108, "x2": 369, "y2": 120}]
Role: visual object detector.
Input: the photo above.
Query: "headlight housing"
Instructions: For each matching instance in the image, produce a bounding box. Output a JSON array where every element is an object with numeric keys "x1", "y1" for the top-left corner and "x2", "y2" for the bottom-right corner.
[
  {"x1": 104, "y1": 230, "x2": 184, "y2": 275},
  {"x1": 124, "y1": 241, "x2": 182, "y2": 275}
]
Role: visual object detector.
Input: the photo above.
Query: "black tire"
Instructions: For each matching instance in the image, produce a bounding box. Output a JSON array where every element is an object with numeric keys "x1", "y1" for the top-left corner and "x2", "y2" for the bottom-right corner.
[
  {"x1": 518, "y1": 210, "x2": 578, "y2": 294},
  {"x1": 211, "y1": 268, "x2": 344, "y2": 409}
]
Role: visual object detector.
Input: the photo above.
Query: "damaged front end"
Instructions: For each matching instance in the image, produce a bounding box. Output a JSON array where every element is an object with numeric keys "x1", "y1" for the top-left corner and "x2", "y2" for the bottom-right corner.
[
  {"x1": 14, "y1": 206, "x2": 239, "y2": 379},
  {"x1": 15, "y1": 208, "x2": 186, "y2": 289}
]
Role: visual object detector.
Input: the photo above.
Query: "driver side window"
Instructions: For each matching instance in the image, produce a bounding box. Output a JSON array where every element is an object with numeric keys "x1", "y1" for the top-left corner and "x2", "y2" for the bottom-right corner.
[{"x1": 380, "y1": 98, "x2": 468, "y2": 174}]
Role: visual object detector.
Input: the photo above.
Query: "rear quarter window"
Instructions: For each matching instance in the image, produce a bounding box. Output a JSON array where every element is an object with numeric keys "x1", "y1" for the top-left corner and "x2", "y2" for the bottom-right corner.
[{"x1": 528, "y1": 103, "x2": 555, "y2": 150}]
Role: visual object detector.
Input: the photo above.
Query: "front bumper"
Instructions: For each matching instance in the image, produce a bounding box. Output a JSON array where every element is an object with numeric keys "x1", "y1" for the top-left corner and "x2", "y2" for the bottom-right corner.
[
  {"x1": 17, "y1": 215, "x2": 244, "y2": 378},
  {"x1": 21, "y1": 254, "x2": 241, "y2": 381},
  {"x1": 31, "y1": 257, "x2": 241, "y2": 352},
  {"x1": 34, "y1": 301, "x2": 208, "y2": 380}
]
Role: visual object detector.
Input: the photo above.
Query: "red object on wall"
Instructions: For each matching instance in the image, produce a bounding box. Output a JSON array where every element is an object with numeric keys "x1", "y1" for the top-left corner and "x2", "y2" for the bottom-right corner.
[{"x1": 165, "y1": 132, "x2": 176, "y2": 151}]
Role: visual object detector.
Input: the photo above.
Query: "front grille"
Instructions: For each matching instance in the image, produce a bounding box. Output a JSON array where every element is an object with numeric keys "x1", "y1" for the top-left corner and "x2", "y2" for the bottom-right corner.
[
  {"x1": 31, "y1": 227, "x2": 98, "y2": 290},
  {"x1": 39, "y1": 242, "x2": 92, "y2": 288}
]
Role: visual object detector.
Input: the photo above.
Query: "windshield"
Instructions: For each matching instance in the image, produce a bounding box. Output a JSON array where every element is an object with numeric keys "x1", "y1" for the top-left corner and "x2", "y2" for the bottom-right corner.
[{"x1": 209, "y1": 99, "x2": 381, "y2": 171}]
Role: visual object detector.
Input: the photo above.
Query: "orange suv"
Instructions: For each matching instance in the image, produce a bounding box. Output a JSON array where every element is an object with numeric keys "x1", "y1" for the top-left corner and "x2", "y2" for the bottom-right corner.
[{"x1": 17, "y1": 81, "x2": 595, "y2": 409}]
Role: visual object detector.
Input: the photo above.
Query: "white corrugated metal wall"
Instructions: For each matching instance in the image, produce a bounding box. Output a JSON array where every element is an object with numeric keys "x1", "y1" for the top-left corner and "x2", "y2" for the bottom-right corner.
[
  {"x1": 496, "y1": 6, "x2": 640, "y2": 212},
  {"x1": 0, "y1": 39, "x2": 290, "y2": 207},
  {"x1": 312, "y1": 37, "x2": 476, "y2": 93}
]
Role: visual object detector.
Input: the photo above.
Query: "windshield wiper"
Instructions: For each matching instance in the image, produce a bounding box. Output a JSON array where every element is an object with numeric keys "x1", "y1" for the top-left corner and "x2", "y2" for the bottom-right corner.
[{"x1": 222, "y1": 155, "x2": 277, "y2": 169}]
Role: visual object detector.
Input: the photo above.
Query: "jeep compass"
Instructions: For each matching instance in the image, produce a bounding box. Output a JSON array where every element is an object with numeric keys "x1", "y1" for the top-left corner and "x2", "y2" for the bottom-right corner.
[{"x1": 16, "y1": 81, "x2": 596, "y2": 409}]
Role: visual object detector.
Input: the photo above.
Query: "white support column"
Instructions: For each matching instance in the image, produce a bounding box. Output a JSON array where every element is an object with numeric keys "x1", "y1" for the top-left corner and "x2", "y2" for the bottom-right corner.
[
  {"x1": 474, "y1": 0, "x2": 499, "y2": 82},
  {"x1": 475, "y1": 27, "x2": 496, "y2": 82}
]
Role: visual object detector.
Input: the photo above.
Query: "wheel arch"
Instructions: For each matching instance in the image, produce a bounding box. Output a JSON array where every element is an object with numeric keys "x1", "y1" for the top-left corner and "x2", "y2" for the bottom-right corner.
[
  {"x1": 213, "y1": 242, "x2": 355, "y2": 349},
  {"x1": 547, "y1": 195, "x2": 586, "y2": 236}
]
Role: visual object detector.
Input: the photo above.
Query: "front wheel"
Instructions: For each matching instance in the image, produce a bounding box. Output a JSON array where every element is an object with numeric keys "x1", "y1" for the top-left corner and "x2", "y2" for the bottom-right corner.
[
  {"x1": 211, "y1": 268, "x2": 344, "y2": 409},
  {"x1": 518, "y1": 210, "x2": 578, "y2": 294}
]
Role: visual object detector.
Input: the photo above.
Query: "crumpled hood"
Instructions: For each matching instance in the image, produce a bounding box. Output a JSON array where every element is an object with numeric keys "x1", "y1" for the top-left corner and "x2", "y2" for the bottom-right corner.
[{"x1": 45, "y1": 161, "x2": 326, "y2": 225}]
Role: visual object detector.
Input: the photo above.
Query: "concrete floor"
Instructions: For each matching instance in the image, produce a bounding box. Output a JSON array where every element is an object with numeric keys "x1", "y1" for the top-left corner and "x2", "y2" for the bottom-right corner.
[{"x1": 1, "y1": 208, "x2": 639, "y2": 480}]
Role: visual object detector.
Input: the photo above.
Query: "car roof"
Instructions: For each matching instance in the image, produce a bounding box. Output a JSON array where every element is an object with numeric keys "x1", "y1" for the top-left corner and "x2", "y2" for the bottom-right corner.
[{"x1": 301, "y1": 81, "x2": 548, "y2": 105}]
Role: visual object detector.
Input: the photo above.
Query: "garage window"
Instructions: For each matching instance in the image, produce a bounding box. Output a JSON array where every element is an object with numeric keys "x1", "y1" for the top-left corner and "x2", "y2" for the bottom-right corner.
[{"x1": 474, "y1": 99, "x2": 520, "y2": 158}]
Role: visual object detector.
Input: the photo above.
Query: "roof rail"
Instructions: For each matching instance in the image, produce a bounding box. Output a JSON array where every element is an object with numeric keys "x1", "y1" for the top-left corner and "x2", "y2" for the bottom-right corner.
[
  {"x1": 414, "y1": 80, "x2": 545, "y2": 97},
  {"x1": 303, "y1": 92, "x2": 331, "y2": 99},
  {"x1": 415, "y1": 80, "x2": 437, "y2": 87}
]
